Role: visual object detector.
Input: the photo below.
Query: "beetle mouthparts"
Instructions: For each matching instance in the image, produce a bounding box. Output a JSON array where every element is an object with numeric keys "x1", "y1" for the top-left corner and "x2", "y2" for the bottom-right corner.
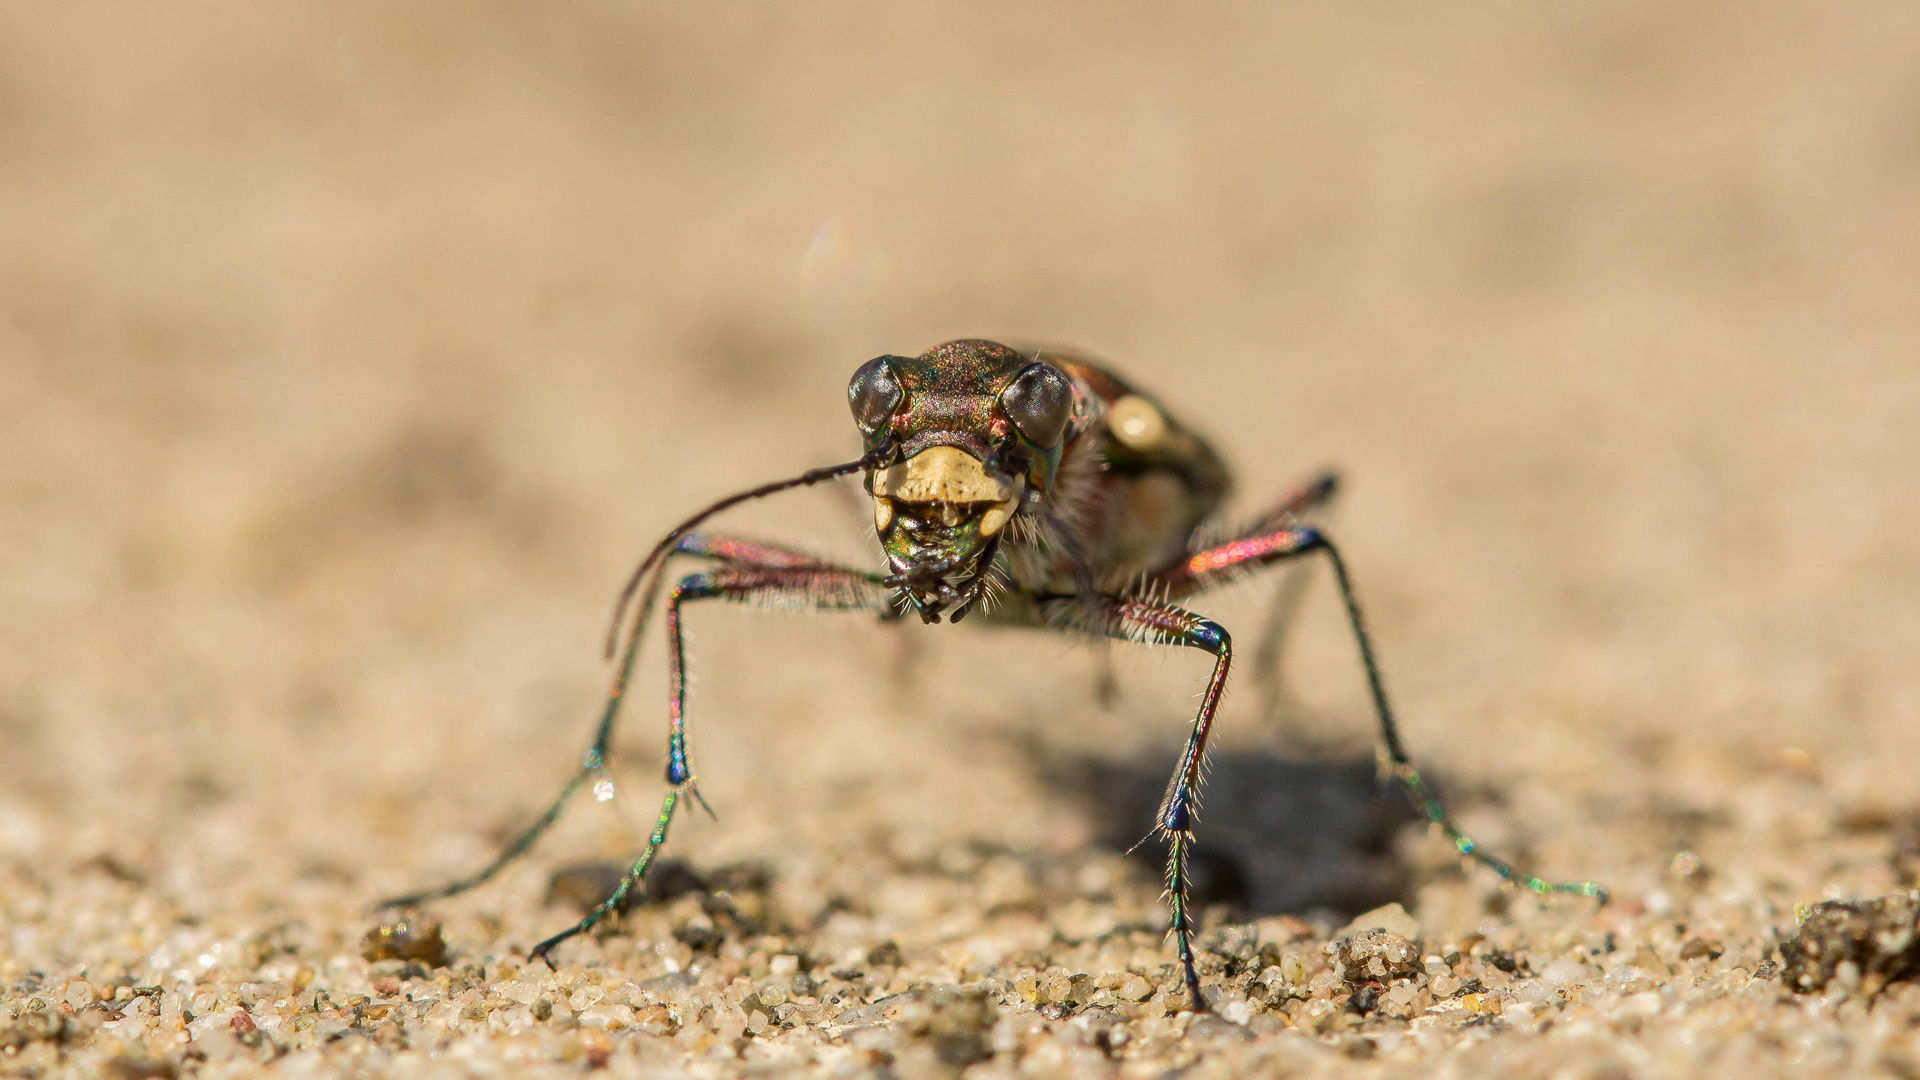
[{"x1": 872, "y1": 445, "x2": 1014, "y2": 504}]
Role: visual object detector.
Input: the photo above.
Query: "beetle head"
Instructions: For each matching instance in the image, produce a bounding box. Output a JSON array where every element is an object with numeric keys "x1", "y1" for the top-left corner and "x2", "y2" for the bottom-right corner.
[{"x1": 848, "y1": 339, "x2": 1079, "y2": 619}]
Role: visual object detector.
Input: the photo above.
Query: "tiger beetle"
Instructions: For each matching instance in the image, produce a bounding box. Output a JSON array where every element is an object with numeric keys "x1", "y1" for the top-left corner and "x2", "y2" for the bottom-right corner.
[{"x1": 380, "y1": 339, "x2": 1605, "y2": 1011}]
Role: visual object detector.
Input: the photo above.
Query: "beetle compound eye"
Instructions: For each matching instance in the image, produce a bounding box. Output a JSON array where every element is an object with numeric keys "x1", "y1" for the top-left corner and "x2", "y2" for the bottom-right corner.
[
  {"x1": 1000, "y1": 363, "x2": 1073, "y2": 449},
  {"x1": 848, "y1": 356, "x2": 905, "y2": 437}
]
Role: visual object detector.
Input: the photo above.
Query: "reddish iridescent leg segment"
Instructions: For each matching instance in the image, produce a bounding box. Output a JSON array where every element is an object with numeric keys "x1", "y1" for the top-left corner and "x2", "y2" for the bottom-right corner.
[{"x1": 1156, "y1": 526, "x2": 1606, "y2": 913}]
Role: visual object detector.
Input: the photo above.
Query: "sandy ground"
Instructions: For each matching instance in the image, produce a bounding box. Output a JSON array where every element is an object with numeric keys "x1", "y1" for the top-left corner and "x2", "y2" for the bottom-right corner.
[{"x1": 4, "y1": 3, "x2": 1920, "y2": 1077}]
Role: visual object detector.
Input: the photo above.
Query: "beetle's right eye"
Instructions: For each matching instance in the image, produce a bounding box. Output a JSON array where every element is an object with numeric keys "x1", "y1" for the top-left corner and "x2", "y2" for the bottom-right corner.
[{"x1": 848, "y1": 356, "x2": 904, "y2": 437}]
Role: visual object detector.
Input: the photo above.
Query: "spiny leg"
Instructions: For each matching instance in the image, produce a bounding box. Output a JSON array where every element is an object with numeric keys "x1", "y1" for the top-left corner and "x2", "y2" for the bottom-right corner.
[
  {"x1": 376, "y1": 533, "x2": 852, "y2": 912},
  {"x1": 530, "y1": 562, "x2": 892, "y2": 961},
  {"x1": 1155, "y1": 525, "x2": 1608, "y2": 901},
  {"x1": 1048, "y1": 594, "x2": 1232, "y2": 1012}
]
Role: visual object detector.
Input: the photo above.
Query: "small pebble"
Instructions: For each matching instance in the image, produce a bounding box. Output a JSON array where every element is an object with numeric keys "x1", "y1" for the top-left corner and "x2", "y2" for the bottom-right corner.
[{"x1": 361, "y1": 914, "x2": 449, "y2": 968}]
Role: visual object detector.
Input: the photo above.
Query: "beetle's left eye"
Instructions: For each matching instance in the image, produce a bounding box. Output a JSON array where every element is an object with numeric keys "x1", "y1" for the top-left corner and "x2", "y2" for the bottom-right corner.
[
  {"x1": 1000, "y1": 363, "x2": 1073, "y2": 449},
  {"x1": 848, "y1": 356, "x2": 905, "y2": 437}
]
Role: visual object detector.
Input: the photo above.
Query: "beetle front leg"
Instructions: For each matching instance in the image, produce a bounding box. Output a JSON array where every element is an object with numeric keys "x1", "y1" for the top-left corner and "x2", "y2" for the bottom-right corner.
[
  {"x1": 1050, "y1": 595, "x2": 1232, "y2": 1012},
  {"x1": 661, "y1": 563, "x2": 894, "y2": 799},
  {"x1": 531, "y1": 563, "x2": 892, "y2": 961},
  {"x1": 377, "y1": 534, "x2": 867, "y2": 916},
  {"x1": 1153, "y1": 610, "x2": 1232, "y2": 1014}
]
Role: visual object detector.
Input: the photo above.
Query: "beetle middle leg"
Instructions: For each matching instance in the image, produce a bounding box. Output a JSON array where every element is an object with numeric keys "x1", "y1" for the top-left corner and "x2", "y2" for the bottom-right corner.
[
  {"x1": 1156, "y1": 525, "x2": 1608, "y2": 903},
  {"x1": 529, "y1": 560, "x2": 893, "y2": 961}
]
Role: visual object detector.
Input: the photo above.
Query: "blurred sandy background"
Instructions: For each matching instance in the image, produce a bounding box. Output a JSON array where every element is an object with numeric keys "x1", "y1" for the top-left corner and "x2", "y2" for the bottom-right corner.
[{"x1": 3, "y1": 2, "x2": 1920, "y2": 1076}]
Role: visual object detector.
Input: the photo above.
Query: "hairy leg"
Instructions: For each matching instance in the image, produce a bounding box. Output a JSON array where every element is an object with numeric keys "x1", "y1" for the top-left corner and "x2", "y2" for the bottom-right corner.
[
  {"x1": 1043, "y1": 593, "x2": 1233, "y2": 1012},
  {"x1": 530, "y1": 562, "x2": 892, "y2": 960},
  {"x1": 1153, "y1": 525, "x2": 1608, "y2": 901},
  {"x1": 376, "y1": 534, "x2": 873, "y2": 912}
]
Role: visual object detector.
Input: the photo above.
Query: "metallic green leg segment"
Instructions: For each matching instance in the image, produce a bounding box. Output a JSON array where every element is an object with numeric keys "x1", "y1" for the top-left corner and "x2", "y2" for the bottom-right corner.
[
  {"x1": 1393, "y1": 764, "x2": 1608, "y2": 900},
  {"x1": 1317, "y1": 538, "x2": 1609, "y2": 904},
  {"x1": 530, "y1": 789, "x2": 681, "y2": 962},
  {"x1": 375, "y1": 609, "x2": 650, "y2": 912},
  {"x1": 1164, "y1": 831, "x2": 1204, "y2": 1010},
  {"x1": 376, "y1": 534, "x2": 875, "y2": 916},
  {"x1": 524, "y1": 563, "x2": 889, "y2": 959},
  {"x1": 376, "y1": 771, "x2": 591, "y2": 910}
]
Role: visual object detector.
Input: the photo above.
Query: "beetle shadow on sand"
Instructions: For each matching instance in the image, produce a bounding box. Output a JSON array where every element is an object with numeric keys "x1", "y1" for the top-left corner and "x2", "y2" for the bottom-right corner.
[{"x1": 1042, "y1": 746, "x2": 1428, "y2": 920}]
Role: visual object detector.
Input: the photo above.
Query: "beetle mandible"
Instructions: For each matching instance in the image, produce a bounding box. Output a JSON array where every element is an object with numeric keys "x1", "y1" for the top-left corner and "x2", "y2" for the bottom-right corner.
[{"x1": 383, "y1": 339, "x2": 1605, "y2": 1011}]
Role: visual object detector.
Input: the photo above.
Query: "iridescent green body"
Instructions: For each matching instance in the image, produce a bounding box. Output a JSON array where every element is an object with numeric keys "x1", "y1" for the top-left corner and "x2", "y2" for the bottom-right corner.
[{"x1": 384, "y1": 338, "x2": 1607, "y2": 1014}]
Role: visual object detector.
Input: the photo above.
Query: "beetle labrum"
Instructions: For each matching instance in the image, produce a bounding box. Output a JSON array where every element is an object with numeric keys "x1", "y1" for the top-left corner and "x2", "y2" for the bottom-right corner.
[{"x1": 383, "y1": 339, "x2": 1604, "y2": 1010}]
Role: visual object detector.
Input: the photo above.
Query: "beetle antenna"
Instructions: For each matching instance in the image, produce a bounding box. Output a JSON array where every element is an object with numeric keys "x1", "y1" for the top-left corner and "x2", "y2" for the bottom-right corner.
[{"x1": 604, "y1": 441, "x2": 900, "y2": 661}]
